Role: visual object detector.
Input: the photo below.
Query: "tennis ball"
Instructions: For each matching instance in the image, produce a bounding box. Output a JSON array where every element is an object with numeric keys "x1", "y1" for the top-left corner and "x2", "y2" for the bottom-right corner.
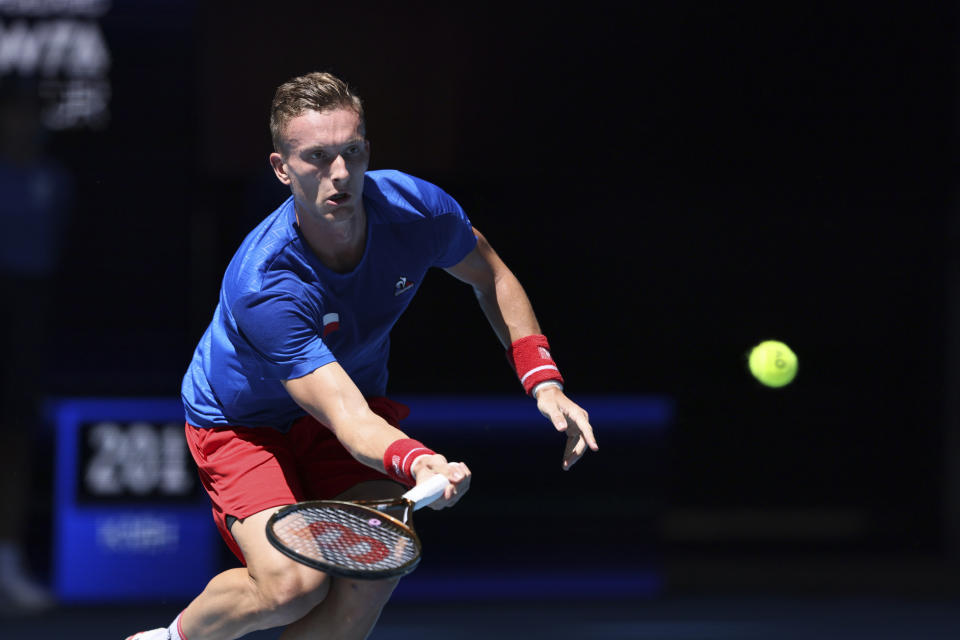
[{"x1": 748, "y1": 340, "x2": 798, "y2": 388}]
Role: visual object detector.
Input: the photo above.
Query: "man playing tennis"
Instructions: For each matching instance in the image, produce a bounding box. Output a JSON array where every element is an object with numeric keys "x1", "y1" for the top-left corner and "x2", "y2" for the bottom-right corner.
[{"x1": 128, "y1": 71, "x2": 597, "y2": 640}]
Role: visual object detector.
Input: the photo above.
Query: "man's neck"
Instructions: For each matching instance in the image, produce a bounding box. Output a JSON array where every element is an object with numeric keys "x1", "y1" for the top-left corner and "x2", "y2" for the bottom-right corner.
[{"x1": 296, "y1": 205, "x2": 367, "y2": 273}]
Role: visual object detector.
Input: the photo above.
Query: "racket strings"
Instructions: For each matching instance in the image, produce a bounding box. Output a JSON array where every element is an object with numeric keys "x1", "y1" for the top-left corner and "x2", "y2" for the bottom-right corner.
[{"x1": 271, "y1": 504, "x2": 418, "y2": 573}]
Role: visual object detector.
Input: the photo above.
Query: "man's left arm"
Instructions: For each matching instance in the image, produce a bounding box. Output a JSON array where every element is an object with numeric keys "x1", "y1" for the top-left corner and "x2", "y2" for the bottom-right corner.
[{"x1": 444, "y1": 227, "x2": 598, "y2": 470}]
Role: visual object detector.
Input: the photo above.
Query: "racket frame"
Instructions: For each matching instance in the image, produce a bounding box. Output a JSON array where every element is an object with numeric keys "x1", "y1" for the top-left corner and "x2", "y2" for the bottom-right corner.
[{"x1": 266, "y1": 497, "x2": 423, "y2": 580}]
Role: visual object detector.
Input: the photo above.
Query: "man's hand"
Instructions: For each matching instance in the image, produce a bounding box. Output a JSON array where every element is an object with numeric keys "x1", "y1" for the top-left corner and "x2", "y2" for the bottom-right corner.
[
  {"x1": 535, "y1": 385, "x2": 598, "y2": 470},
  {"x1": 411, "y1": 454, "x2": 471, "y2": 509}
]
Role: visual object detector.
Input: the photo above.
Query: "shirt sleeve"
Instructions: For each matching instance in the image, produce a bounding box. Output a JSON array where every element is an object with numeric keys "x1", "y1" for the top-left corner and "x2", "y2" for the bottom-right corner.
[
  {"x1": 429, "y1": 187, "x2": 478, "y2": 268},
  {"x1": 231, "y1": 286, "x2": 335, "y2": 381}
]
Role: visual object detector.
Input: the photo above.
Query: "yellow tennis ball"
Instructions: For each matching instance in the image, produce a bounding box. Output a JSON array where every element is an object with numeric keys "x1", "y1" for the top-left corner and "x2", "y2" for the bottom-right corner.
[{"x1": 748, "y1": 340, "x2": 798, "y2": 388}]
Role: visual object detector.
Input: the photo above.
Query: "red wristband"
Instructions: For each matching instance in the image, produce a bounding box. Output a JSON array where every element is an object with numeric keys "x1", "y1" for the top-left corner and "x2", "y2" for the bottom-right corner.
[
  {"x1": 506, "y1": 334, "x2": 565, "y2": 395},
  {"x1": 383, "y1": 438, "x2": 435, "y2": 487}
]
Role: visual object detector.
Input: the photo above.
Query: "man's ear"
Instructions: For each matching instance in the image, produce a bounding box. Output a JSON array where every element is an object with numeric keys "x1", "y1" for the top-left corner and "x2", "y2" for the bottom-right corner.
[{"x1": 269, "y1": 152, "x2": 291, "y2": 184}]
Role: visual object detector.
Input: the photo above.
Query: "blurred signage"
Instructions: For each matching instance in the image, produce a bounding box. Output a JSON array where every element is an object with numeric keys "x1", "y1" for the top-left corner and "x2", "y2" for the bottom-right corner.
[
  {"x1": 0, "y1": 0, "x2": 111, "y2": 129},
  {"x1": 78, "y1": 420, "x2": 197, "y2": 503},
  {"x1": 50, "y1": 397, "x2": 218, "y2": 603}
]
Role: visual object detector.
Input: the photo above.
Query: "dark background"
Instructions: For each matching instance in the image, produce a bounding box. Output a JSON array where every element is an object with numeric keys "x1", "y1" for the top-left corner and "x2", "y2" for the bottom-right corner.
[{"x1": 7, "y1": 0, "x2": 960, "y2": 606}]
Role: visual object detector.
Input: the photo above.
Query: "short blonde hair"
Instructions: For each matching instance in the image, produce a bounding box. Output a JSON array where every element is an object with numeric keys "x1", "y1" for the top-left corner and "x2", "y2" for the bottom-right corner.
[{"x1": 269, "y1": 71, "x2": 365, "y2": 153}]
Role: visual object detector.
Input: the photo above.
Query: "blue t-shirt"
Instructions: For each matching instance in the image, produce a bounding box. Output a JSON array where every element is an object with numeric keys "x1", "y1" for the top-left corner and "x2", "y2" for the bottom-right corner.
[{"x1": 182, "y1": 170, "x2": 477, "y2": 429}]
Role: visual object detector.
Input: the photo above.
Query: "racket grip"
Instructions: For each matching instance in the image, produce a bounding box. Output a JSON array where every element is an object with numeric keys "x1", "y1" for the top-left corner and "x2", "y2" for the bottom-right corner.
[{"x1": 403, "y1": 474, "x2": 450, "y2": 510}]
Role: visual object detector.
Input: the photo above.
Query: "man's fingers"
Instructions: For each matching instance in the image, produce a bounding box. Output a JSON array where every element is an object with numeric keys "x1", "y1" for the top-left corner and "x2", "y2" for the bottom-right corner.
[
  {"x1": 564, "y1": 408, "x2": 597, "y2": 451},
  {"x1": 548, "y1": 409, "x2": 568, "y2": 432},
  {"x1": 561, "y1": 418, "x2": 599, "y2": 469},
  {"x1": 445, "y1": 461, "x2": 470, "y2": 488},
  {"x1": 578, "y1": 420, "x2": 599, "y2": 451},
  {"x1": 539, "y1": 395, "x2": 598, "y2": 469},
  {"x1": 573, "y1": 435, "x2": 588, "y2": 458},
  {"x1": 432, "y1": 462, "x2": 471, "y2": 508},
  {"x1": 562, "y1": 443, "x2": 584, "y2": 470},
  {"x1": 448, "y1": 461, "x2": 467, "y2": 481},
  {"x1": 561, "y1": 433, "x2": 584, "y2": 470}
]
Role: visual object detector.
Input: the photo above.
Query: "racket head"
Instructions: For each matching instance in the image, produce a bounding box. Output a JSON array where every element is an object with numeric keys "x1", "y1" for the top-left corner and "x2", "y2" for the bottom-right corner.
[{"x1": 266, "y1": 499, "x2": 422, "y2": 580}]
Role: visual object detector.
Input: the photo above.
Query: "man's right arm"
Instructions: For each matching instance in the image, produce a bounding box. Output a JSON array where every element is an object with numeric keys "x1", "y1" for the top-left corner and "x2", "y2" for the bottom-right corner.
[{"x1": 281, "y1": 362, "x2": 470, "y2": 506}]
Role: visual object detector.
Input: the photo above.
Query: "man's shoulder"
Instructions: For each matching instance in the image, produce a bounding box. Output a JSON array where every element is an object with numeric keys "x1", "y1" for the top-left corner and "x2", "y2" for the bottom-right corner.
[
  {"x1": 224, "y1": 197, "x2": 307, "y2": 295},
  {"x1": 365, "y1": 169, "x2": 427, "y2": 191},
  {"x1": 364, "y1": 170, "x2": 459, "y2": 221}
]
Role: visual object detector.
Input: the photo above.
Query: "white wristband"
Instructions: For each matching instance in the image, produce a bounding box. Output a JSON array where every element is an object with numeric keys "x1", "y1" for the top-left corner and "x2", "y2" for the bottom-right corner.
[{"x1": 532, "y1": 380, "x2": 564, "y2": 399}]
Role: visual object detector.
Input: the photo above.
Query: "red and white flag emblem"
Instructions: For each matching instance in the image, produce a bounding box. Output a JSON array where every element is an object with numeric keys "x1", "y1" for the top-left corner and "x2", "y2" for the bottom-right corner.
[{"x1": 322, "y1": 312, "x2": 340, "y2": 337}]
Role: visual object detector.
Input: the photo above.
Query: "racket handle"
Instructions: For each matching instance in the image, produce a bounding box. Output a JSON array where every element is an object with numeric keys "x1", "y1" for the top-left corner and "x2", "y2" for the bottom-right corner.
[{"x1": 403, "y1": 473, "x2": 450, "y2": 510}]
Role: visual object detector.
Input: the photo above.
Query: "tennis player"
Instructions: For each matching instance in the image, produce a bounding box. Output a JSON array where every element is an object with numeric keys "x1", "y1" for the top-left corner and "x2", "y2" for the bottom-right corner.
[{"x1": 127, "y1": 71, "x2": 597, "y2": 640}]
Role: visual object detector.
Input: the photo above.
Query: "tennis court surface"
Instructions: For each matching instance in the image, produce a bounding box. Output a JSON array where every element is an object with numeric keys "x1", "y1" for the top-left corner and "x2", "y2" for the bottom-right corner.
[{"x1": 5, "y1": 556, "x2": 960, "y2": 639}]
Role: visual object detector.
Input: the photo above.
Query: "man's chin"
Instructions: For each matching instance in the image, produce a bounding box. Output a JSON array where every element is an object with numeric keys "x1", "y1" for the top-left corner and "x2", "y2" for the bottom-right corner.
[
  {"x1": 323, "y1": 204, "x2": 355, "y2": 220},
  {"x1": 317, "y1": 203, "x2": 367, "y2": 230}
]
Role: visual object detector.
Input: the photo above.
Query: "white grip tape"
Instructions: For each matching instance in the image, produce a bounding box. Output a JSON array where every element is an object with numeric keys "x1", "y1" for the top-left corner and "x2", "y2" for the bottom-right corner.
[{"x1": 402, "y1": 473, "x2": 450, "y2": 511}]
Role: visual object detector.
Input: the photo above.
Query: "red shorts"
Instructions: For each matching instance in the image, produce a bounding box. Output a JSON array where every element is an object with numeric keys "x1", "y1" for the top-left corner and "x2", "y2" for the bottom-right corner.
[{"x1": 185, "y1": 397, "x2": 409, "y2": 564}]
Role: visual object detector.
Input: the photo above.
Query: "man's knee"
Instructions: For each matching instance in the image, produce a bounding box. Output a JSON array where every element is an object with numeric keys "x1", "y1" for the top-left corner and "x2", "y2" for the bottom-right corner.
[
  {"x1": 231, "y1": 507, "x2": 332, "y2": 623},
  {"x1": 255, "y1": 564, "x2": 331, "y2": 623},
  {"x1": 338, "y1": 576, "x2": 401, "y2": 615}
]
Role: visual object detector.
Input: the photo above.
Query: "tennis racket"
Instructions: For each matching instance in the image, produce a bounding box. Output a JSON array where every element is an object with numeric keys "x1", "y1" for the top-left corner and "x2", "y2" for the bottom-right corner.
[{"x1": 266, "y1": 474, "x2": 450, "y2": 580}]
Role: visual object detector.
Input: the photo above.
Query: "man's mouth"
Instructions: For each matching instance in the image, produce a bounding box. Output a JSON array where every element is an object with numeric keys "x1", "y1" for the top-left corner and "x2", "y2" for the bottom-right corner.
[{"x1": 327, "y1": 192, "x2": 350, "y2": 205}]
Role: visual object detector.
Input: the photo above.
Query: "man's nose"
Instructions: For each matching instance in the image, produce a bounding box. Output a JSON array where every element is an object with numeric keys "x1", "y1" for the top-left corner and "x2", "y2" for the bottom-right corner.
[{"x1": 330, "y1": 153, "x2": 349, "y2": 181}]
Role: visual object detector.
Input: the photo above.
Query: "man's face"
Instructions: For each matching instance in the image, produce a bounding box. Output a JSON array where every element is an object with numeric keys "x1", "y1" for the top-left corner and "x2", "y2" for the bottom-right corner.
[{"x1": 270, "y1": 107, "x2": 370, "y2": 225}]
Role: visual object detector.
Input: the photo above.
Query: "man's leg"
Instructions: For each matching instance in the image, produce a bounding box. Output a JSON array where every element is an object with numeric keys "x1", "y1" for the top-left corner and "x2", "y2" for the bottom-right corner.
[
  {"x1": 279, "y1": 575, "x2": 400, "y2": 640},
  {"x1": 178, "y1": 480, "x2": 404, "y2": 640},
  {"x1": 279, "y1": 480, "x2": 404, "y2": 640},
  {"x1": 177, "y1": 506, "x2": 331, "y2": 640}
]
